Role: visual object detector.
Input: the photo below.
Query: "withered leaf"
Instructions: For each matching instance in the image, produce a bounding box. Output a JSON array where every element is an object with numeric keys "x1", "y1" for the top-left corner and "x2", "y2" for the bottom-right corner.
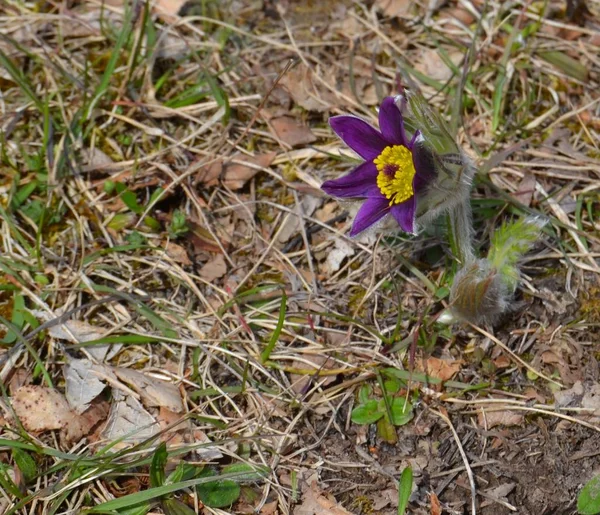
[
  {"x1": 270, "y1": 116, "x2": 316, "y2": 147},
  {"x1": 199, "y1": 254, "x2": 227, "y2": 282},
  {"x1": 113, "y1": 367, "x2": 184, "y2": 413},
  {"x1": 223, "y1": 151, "x2": 277, "y2": 190}
]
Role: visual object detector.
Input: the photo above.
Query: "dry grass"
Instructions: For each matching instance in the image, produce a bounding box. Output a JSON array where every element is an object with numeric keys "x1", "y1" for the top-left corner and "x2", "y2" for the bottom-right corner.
[{"x1": 0, "y1": 0, "x2": 599, "y2": 513}]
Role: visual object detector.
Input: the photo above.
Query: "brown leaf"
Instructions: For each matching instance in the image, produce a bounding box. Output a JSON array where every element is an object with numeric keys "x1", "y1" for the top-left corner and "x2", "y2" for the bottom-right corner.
[
  {"x1": 418, "y1": 357, "x2": 462, "y2": 382},
  {"x1": 223, "y1": 152, "x2": 277, "y2": 190},
  {"x1": 12, "y1": 385, "x2": 86, "y2": 444},
  {"x1": 280, "y1": 65, "x2": 337, "y2": 112},
  {"x1": 430, "y1": 491, "x2": 442, "y2": 515},
  {"x1": 512, "y1": 173, "x2": 536, "y2": 207},
  {"x1": 294, "y1": 482, "x2": 353, "y2": 515},
  {"x1": 194, "y1": 160, "x2": 223, "y2": 187},
  {"x1": 415, "y1": 49, "x2": 464, "y2": 82},
  {"x1": 165, "y1": 241, "x2": 192, "y2": 266},
  {"x1": 375, "y1": 0, "x2": 411, "y2": 17},
  {"x1": 477, "y1": 410, "x2": 524, "y2": 429},
  {"x1": 270, "y1": 116, "x2": 316, "y2": 147},
  {"x1": 113, "y1": 367, "x2": 184, "y2": 412},
  {"x1": 199, "y1": 254, "x2": 227, "y2": 282},
  {"x1": 100, "y1": 390, "x2": 159, "y2": 447},
  {"x1": 152, "y1": 0, "x2": 187, "y2": 23}
]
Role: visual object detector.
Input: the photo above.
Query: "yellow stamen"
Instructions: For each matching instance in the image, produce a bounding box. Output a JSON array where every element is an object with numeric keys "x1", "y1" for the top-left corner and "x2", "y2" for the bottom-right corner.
[{"x1": 374, "y1": 145, "x2": 416, "y2": 206}]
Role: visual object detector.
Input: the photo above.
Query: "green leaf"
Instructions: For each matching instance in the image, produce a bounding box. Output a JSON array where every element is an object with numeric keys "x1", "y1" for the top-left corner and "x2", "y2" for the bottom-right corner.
[
  {"x1": 150, "y1": 443, "x2": 167, "y2": 488},
  {"x1": 539, "y1": 51, "x2": 588, "y2": 82},
  {"x1": 488, "y1": 216, "x2": 545, "y2": 290},
  {"x1": 578, "y1": 475, "x2": 600, "y2": 515},
  {"x1": 162, "y1": 499, "x2": 196, "y2": 515},
  {"x1": 358, "y1": 384, "x2": 372, "y2": 405},
  {"x1": 166, "y1": 462, "x2": 198, "y2": 485},
  {"x1": 222, "y1": 463, "x2": 269, "y2": 483},
  {"x1": 116, "y1": 505, "x2": 152, "y2": 515},
  {"x1": 196, "y1": 468, "x2": 241, "y2": 509},
  {"x1": 260, "y1": 291, "x2": 287, "y2": 363},
  {"x1": 351, "y1": 400, "x2": 383, "y2": 425},
  {"x1": 12, "y1": 449, "x2": 37, "y2": 484},
  {"x1": 397, "y1": 466, "x2": 413, "y2": 515},
  {"x1": 388, "y1": 398, "x2": 414, "y2": 426}
]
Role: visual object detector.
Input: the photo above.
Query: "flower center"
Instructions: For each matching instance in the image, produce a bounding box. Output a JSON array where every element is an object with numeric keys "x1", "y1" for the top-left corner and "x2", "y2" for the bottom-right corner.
[{"x1": 374, "y1": 145, "x2": 416, "y2": 206}]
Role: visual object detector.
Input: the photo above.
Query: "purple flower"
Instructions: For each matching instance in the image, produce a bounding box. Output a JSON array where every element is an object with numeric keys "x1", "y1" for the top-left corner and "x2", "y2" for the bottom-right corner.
[{"x1": 321, "y1": 96, "x2": 436, "y2": 237}]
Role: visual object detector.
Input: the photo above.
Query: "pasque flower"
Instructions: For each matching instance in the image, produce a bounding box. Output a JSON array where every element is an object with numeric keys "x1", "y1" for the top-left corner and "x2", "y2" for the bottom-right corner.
[{"x1": 321, "y1": 96, "x2": 436, "y2": 237}]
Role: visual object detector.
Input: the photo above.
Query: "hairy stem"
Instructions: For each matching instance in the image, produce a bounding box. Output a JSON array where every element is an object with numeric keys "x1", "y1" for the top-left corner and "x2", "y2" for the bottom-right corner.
[{"x1": 448, "y1": 199, "x2": 475, "y2": 265}]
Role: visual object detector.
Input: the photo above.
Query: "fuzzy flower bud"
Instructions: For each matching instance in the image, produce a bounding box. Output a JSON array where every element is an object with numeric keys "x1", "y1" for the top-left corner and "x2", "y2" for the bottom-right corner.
[
  {"x1": 449, "y1": 259, "x2": 510, "y2": 325},
  {"x1": 448, "y1": 216, "x2": 546, "y2": 325}
]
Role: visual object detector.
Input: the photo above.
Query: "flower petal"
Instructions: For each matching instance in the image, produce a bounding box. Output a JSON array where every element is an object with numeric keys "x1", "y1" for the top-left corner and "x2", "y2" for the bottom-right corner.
[
  {"x1": 350, "y1": 197, "x2": 390, "y2": 237},
  {"x1": 391, "y1": 197, "x2": 417, "y2": 234},
  {"x1": 330, "y1": 116, "x2": 387, "y2": 160},
  {"x1": 378, "y1": 96, "x2": 408, "y2": 147},
  {"x1": 321, "y1": 161, "x2": 380, "y2": 198},
  {"x1": 411, "y1": 138, "x2": 437, "y2": 194}
]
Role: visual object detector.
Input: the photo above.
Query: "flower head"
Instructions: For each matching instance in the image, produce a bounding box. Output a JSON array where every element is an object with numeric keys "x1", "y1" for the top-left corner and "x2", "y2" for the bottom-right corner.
[{"x1": 321, "y1": 96, "x2": 436, "y2": 237}]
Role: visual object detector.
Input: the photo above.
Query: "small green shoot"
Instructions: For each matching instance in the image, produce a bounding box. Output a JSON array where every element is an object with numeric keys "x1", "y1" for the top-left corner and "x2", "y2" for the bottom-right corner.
[
  {"x1": 397, "y1": 466, "x2": 413, "y2": 515},
  {"x1": 578, "y1": 475, "x2": 600, "y2": 515}
]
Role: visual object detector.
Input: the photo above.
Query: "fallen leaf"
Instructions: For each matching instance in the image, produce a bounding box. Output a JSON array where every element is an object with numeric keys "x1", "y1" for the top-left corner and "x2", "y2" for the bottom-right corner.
[
  {"x1": 270, "y1": 116, "x2": 316, "y2": 147},
  {"x1": 223, "y1": 152, "x2": 277, "y2": 190},
  {"x1": 199, "y1": 254, "x2": 227, "y2": 282},
  {"x1": 113, "y1": 367, "x2": 184, "y2": 412},
  {"x1": 477, "y1": 410, "x2": 524, "y2": 429},
  {"x1": 294, "y1": 482, "x2": 353, "y2": 515},
  {"x1": 280, "y1": 65, "x2": 337, "y2": 112},
  {"x1": 152, "y1": 0, "x2": 187, "y2": 23},
  {"x1": 418, "y1": 357, "x2": 462, "y2": 382},
  {"x1": 375, "y1": 0, "x2": 411, "y2": 17},
  {"x1": 276, "y1": 196, "x2": 320, "y2": 244},
  {"x1": 194, "y1": 160, "x2": 223, "y2": 187},
  {"x1": 101, "y1": 390, "x2": 159, "y2": 446},
  {"x1": 415, "y1": 49, "x2": 464, "y2": 82},
  {"x1": 64, "y1": 358, "x2": 108, "y2": 414},
  {"x1": 289, "y1": 355, "x2": 337, "y2": 395},
  {"x1": 430, "y1": 490, "x2": 442, "y2": 515},
  {"x1": 165, "y1": 241, "x2": 192, "y2": 266},
  {"x1": 32, "y1": 311, "x2": 117, "y2": 361},
  {"x1": 512, "y1": 173, "x2": 536, "y2": 207},
  {"x1": 12, "y1": 385, "x2": 85, "y2": 443},
  {"x1": 324, "y1": 238, "x2": 355, "y2": 274},
  {"x1": 261, "y1": 500, "x2": 279, "y2": 514},
  {"x1": 81, "y1": 147, "x2": 114, "y2": 172}
]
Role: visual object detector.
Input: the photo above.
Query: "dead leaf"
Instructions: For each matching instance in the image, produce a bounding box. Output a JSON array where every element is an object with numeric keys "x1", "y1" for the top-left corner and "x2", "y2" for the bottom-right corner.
[
  {"x1": 270, "y1": 116, "x2": 316, "y2": 147},
  {"x1": 294, "y1": 482, "x2": 353, "y2": 514},
  {"x1": 415, "y1": 49, "x2": 464, "y2": 82},
  {"x1": 64, "y1": 358, "x2": 108, "y2": 414},
  {"x1": 194, "y1": 160, "x2": 223, "y2": 187},
  {"x1": 418, "y1": 357, "x2": 462, "y2": 382},
  {"x1": 165, "y1": 241, "x2": 192, "y2": 266},
  {"x1": 81, "y1": 147, "x2": 114, "y2": 172},
  {"x1": 430, "y1": 491, "x2": 442, "y2": 515},
  {"x1": 513, "y1": 172, "x2": 536, "y2": 207},
  {"x1": 199, "y1": 254, "x2": 227, "y2": 282},
  {"x1": 32, "y1": 310, "x2": 117, "y2": 361},
  {"x1": 477, "y1": 410, "x2": 524, "y2": 429},
  {"x1": 276, "y1": 196, "x2": 320, "y2": 244},
  {"x1": 261, "y1": 500, "x2": 279, "y2": 514},
  {"x1": 113, "y1": 367, "x2": 184, "y2": 413},
  {"x1": 12, "y1": 385, "x2": 85, "y2": 443},
  {"x1": 152, "y1": 0, "x2": 187, "y2": 23},
  {"x1": 290, "y1": 355, "x2": 338, "y2": 395},
  {"x1": 101, "y1": 390, "x2": 159, "y2": 446},
  {"x1": 223, "y1": 152, "x2": 277, "y2": 190},
  {"x1": 324, "y1": 238, "x2": 355, "y2": 274},
  {"x1": 375, "y1": 0, "x2": 411, "y2": 17},
  {"x1": 280, "y1": 65, "x2": 337, "y2": 112}
]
